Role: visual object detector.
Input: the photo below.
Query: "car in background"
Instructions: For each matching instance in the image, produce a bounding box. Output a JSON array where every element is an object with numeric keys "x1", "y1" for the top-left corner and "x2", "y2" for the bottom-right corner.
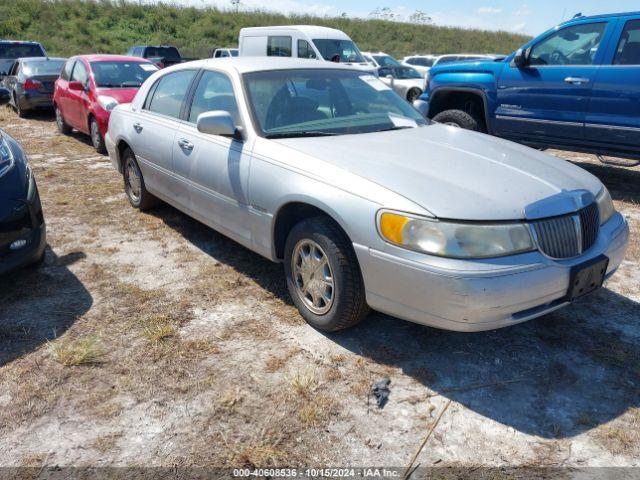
[
  {"x1": 105, "y1": 58, "x2": 628, "y2": 333},
  {"x1": 126, "y1": 45, "x2": 190, "y2": 69},
  {"x1": 431, "y1": 53, "x2": 502, "y2": 67},
  {"x1": 0, "y1": 40, "x2": 46, "y2": 79},
  {"x1": 361, "y1": 51, "x2": 402, "y2": 68},
  {"x1": 0, "y1": 87, "x2": 46, "y2": 275},
  {"x1": 1, "y1": 57, "x2": 66, "y2": 117},
  {"x1": 416, "y1": 11, "x2": 640, "y2": 161},
  {"x1": 239, "y1": 25, "x2": 372, "y2": 71},
  {"x1": 53, "y1": 54, "x2": 158, "y2": 153},
  {"x1": 377, "y1": 65, "x2": 424, "y2": 102},
  {"x1": 212, "y1": 48, "x2": 238, "y2": 58},
  {"x1": 402, "y1": 55, "x2": 437, "y2": 75}
]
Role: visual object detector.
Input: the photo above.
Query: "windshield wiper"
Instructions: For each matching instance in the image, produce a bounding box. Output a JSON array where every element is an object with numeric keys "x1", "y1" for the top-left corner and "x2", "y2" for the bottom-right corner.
[
  {"x1": 265, "y1": 131, "x2": 338, "y2": 139},
  {"x1": 377, "y1": 125, "x2": 417, "y2": 132}
]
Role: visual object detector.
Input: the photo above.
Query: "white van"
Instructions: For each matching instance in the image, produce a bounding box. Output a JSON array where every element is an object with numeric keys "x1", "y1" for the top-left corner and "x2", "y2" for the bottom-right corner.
[{"x1": 238, "y1": 25, "x2": 372, "y2": 69}]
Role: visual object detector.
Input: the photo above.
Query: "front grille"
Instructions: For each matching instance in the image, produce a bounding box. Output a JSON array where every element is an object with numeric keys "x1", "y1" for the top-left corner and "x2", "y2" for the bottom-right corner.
[{"x1": 532, "y1": 203, "x2": 600, "y2": 259}]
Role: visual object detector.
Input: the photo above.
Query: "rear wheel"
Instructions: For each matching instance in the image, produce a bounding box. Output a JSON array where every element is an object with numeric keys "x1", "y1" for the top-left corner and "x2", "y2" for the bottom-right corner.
[
  {"x1": 90, "y1": 117, "x2": 106, "y2": 154},
  {"x1": 433, "y1": 109, "x2": 481, "y2": 131},
  {"x1": 284, "y1": 216, "x2": 369, "y2": 332},
  {"x1": 122, "y1": 148, "x2": 158, "y2": 211},
  {"x1": 55, "y1": 105, "x2": 71, "y2": 134},
  {"x1": 14, "y1": 94, "x2": 27, "y2": 118}
]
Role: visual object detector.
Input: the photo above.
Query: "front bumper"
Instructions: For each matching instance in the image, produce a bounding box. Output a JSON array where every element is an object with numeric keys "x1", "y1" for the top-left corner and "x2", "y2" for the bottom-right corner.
[{"x1": 355, "y1": 212, "x2": 629, "y2": 332}]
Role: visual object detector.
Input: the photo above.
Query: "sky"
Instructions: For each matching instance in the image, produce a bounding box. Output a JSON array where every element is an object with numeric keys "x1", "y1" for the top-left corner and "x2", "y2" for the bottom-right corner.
[{"x1": 179, "y1": 0, "x2": 639, "y2": 35}]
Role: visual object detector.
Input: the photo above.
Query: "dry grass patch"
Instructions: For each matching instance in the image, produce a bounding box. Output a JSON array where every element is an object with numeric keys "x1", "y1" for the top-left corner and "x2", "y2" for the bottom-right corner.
[
  {"x1": 228, "y1": 435, "x2": 289, "y2": 467},
  {"x1": 49, "y1": 336, "x2": 104, "y2": 366},
  {"x1": 595, "y1": 409, "x2": 640, "y2": 455},
  {"x1": 142, "y1": 315, "x2": 176, "y2": 344},
  {"x1": 288, "y1": 369, "x2": 318, "y2": 398},
  {"x1": 265, "y1": 347, "x2": 301, "y2": 373},
  {"x1": 219, "y1": 387, "x2": 245, "y2": 411}
]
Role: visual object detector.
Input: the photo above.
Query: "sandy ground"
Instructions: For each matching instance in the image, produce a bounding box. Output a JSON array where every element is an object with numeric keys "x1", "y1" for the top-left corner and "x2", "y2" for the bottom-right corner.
[{"x1": 0, "y1": 106, "x2": 639, "y2": 471}]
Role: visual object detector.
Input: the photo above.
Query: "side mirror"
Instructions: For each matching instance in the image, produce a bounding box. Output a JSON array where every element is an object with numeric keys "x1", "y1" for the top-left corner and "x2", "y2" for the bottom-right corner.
[
  {"x1": 69, "y1": 80, "x2": 85, "y2": 91},
  {"x1": 197, "y1": 111, "x2": 239, "y2": 138},
  {"x1": 412, "y1": 99, "x2": 429, "y2": 118},
  {"x1": 0, "y1": 87, "x2": 10, "y2": 106},
  {"x1": 512, "y1": 48, "x2": 530, "y2": 68}
]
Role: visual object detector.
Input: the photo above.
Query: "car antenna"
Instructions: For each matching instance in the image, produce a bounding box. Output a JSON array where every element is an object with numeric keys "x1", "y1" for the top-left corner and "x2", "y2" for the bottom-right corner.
[{"x1": 572, "y1": 12, "x2": 583, "y2": 19}]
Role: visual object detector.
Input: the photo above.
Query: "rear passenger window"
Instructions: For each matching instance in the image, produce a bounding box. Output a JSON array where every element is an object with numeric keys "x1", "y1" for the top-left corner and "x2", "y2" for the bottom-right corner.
[
  {"x1": 614, "y1": 20, "x2": 640, "y2": 65},
  {"x1": 188, "y1": 71, "x2": 239, "y2": 124},
  {"x1": 61, "y1": 60, "x2": 74, "y2": 81},
  {"x1": 145, "y1": 70, "x2": 196, "y2": 118},
  {"x1": 267, "y1": 36, "x2": 292, "y2": 57}
]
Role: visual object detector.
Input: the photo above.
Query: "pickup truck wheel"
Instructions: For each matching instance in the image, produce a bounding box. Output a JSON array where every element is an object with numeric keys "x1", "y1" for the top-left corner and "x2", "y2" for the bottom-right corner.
[
  {"x1": 284, "y1": 216, "x2": 369, "y2": 332},
  {"x1": 433, "y1": 109, "x2": 480, "y2": 131},
  {"x1": 55, "y1": 106, "x2": 72, "y2": 134},
  {"x1": 122, "y1": 148, "x2": 159, "y2": 211},
  {"x1": 90, "y1": 117, "x2": 106, "y2": 154}
]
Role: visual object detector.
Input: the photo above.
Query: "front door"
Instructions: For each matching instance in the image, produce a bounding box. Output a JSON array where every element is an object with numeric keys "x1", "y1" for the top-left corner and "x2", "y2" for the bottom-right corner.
[
  {"x1": 495, "y1": 20, "x2": 612, "y2": 143},
  {"x1": 173, "y1": 69, "x2": 253, "y2": 243},
  {"x1": 585, "y1": 17, "x2": 640, "y2": 153}
]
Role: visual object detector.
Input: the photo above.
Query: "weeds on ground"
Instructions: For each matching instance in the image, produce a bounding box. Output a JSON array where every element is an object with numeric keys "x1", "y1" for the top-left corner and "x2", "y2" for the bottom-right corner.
[{"x1": 49, "y1": 336, "x2": 104, "y2": 366}]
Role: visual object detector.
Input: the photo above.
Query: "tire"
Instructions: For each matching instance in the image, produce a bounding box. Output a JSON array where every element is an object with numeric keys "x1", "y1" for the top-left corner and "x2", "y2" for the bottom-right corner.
[
  {"x1": 433, "y1": 109, "x2": 480, "y2": 131},
  {"x1": 406, "y1": 88, "x2": 422, "y2": 103},
  {"x1": 284, "y1": 216, "x2": 369, "y2": 332},
  {"x1": 55, "y1": 105, "x2": 72, "y2": 134},
  {"x1": 14, "y1": 94, "x2": 27, "y2": 118},
  {"x1": 122, "y1": 148, "x2": 159, "y2": 211},
  {"x1": 90, "y1": 117, "x2": 106, "y2": 154}
]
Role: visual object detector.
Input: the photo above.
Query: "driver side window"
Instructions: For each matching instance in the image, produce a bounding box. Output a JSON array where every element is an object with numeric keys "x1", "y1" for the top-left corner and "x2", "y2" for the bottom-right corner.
[{"x1": 529, "y1": 22, "x2": 606, "y2": 66}]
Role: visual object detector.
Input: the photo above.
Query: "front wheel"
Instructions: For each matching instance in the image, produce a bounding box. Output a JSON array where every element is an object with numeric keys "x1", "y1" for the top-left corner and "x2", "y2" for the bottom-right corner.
[
  {"x1": 284, "y1": 217, "x2": 369, "y2": 332},
  {"x1": 90, "y1": 117, "x2": 106, "y2": 154},
  {"x1": 122, "y1": 148, "x2": 159, "y2": 211},
  {"x1": 432, "y1": 109, "x2": 481, "y2": 131}
]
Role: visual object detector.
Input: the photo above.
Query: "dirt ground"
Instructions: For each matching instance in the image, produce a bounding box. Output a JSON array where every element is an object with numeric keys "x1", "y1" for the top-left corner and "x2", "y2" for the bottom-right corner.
[{"x1": 1, "y1": 106, "x2": 639, "y2": 471}]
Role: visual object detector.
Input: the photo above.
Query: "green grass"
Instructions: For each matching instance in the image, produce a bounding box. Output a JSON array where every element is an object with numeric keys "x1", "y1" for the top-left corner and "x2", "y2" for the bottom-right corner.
[{"x1": 0, "y1": 0, "x2": 530, "y2": 59}]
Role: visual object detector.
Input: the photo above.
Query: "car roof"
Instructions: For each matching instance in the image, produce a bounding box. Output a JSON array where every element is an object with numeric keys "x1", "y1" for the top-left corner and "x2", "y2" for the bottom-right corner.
[
  {"x1": 240, "y1": 25, "x2": 351, "y2": 40},
  {"x1": 167, "y1": 57, "x2": 363, "y2": 74},
  {"x1": 19, "y1": 56, "x2": 65, "y2": 62},
  {"x1": 0, "y1": 40, "x2": 43, "y2": 44},
  {"x1": 564, "y1": 11, "x2": 640, "y2": 23},
  {"x1": 73, "y1": 54, "x2": 153, "y2": 62}
]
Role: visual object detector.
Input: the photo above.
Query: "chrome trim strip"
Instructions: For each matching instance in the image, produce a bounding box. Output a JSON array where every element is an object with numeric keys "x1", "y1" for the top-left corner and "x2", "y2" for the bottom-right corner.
[
  {"x1": 495, "y1": 115, "x2": 583, "y2": 127},
  {"x1": 585, "y1": 123, "x2": 640, "y2": 133}
]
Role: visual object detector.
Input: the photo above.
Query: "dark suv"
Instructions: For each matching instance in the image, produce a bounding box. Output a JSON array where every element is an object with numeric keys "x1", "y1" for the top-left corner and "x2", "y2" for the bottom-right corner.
[{"x1": 0, "y1": 40, "x2": 46, "y2": 78}]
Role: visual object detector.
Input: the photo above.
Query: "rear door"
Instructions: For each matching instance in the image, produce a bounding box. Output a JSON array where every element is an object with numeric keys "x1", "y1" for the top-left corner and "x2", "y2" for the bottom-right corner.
[
  {"x1": 495, "y1": 20, "x2": 614, "y2": 142},
  {"x1": 585, "y1": 17, "x2": 640, "y2": 152},
  {"x1": 131, "y1": 69, "x2": 198, "y2": 202}
]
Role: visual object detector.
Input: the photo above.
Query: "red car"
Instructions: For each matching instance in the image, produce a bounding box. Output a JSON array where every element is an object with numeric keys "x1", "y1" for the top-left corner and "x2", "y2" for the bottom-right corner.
[{"x1": 53, "y1": 54, "x2": 158, "y2": 153}]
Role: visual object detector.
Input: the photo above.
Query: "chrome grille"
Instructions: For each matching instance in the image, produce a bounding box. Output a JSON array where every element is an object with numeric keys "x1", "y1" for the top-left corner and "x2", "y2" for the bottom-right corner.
[{"x1": 531, "y1": 203, "x2": 600, "y2": 259}]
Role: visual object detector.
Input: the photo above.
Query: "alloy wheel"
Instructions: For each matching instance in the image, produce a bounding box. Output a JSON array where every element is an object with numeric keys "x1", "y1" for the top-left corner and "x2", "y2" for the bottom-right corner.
[
  {"x1": 125, "y1": 159, "x2": 142, "y2": 203},
  {"x1": 291, "y1": 239, "x2": 335, "y2": 315}
]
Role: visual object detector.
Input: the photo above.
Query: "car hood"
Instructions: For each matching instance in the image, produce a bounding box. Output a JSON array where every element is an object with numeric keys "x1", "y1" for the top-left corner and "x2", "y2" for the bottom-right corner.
[
  {"x1": 273, "y1": 125, "x2": 603, "y2": 221},
  {"x1": 96, "y1": 87, "x2": 139, "y2": 104}
]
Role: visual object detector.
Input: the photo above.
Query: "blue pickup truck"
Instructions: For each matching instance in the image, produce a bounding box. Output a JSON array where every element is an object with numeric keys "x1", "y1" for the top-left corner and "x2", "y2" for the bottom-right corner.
[{"x1": 418, "y1": 11, "x2": 640, "y2": 161}]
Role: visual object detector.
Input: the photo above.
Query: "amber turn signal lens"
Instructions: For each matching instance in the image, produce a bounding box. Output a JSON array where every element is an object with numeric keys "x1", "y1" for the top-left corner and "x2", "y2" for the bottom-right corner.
[{"x1": 379, "y1": 212, "x2": 409, "y2": 244}]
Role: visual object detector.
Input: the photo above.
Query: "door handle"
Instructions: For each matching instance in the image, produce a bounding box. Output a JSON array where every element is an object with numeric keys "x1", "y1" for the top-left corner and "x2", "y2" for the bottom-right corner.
[
  {"x1": 133, "y1": 122, "x2": 143, "y2": 133},
  {"x1": 564, "y1": 77, "x2": 590, "y2": 85},
  {"x1": 177, "y1": 138, "x2": 194, "y2": 151}
]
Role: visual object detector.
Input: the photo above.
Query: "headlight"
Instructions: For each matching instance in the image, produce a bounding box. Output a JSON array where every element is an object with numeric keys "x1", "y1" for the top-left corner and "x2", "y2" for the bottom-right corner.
[
  {"x1": 98, "y1": 95, "x2": 119, "y2": 112},
  {"x1": 378, "y1": 211, "x2": 534, "y2": 259},
  {"x1": 595, "y1": 187, "x2": 615, "y2": 225},
  {"x1": 0, "y1": 134, "x2": 15, "y2": 178}
]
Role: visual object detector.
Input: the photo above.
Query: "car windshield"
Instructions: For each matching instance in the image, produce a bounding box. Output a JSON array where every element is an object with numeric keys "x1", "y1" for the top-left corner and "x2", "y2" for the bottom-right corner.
[
  {"x1": 409, "y1": 57, "x2": 434, "y2": 67},
  {"x1": 0, "y1": 43, "x2": 44, "y2": 59},
  {"x1": 244, "y1": 69, "x2": 427, "y2": 138},
  {"x1": 22, "y1": 59, "x2": 65, "y2": 76},
  {"x1": 90, "y1": 61, "x2": 158, "y2": 88},
  {"x1": 312, "y1": 39, "x2": 365, "y2": 63},
  {"x1": 145, "y1": 47, "x2": 180, "y2": 58},
  {"x1": 372, "y1": 55, "x2": 401, "y2": 67}
]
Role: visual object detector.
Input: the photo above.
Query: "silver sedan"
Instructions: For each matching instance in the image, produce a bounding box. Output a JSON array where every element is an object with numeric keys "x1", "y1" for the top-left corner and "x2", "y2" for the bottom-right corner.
[{"x1": 105, "y1": 58, "x2": 629, "y2": 332}]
